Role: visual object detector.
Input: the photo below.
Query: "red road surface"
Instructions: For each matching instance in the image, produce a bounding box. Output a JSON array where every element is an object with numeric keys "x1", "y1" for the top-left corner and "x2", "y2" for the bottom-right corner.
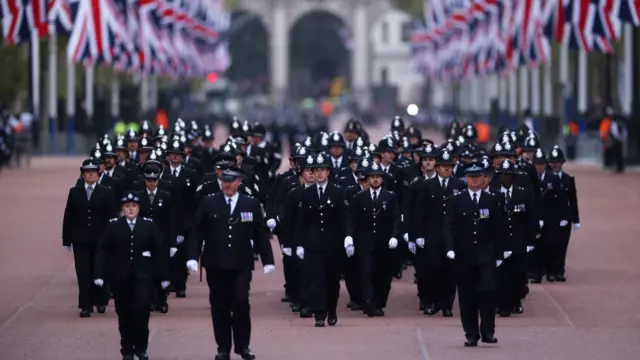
[{"x1": 1, "y1": 118, "x2": 640, "y2": 360}]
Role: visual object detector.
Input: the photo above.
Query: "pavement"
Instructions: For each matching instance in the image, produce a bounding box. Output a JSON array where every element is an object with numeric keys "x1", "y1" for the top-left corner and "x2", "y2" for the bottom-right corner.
[{"x1": 1, "y1": 116, "x2": 639, "y2": 360}]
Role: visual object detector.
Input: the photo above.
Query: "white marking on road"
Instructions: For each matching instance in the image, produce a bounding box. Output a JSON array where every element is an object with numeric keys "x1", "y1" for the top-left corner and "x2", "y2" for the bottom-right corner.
[
  {"x1": 540, "y1": 285, "x2": 576, "y2": 329},
  {"x1": 0, "y1": 263, "x2": 74, "y2": 332},
  {"x1": 416, "y1": 327, "x2": 433, "y2": 360}
]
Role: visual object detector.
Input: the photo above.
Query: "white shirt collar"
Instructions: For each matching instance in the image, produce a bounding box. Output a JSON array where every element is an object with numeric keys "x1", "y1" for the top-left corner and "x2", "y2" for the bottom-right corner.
[
  {"x1": 170, "y1": 164, "x2": 182, "y2": 174},
  {"x1": 437, "y1": 175, "x2": 448, "y2": 183},
  {"x1": 225, "y1": 192, "x2": 240, "y2": 204},
  {"x1": 317, "y1": 182, "x2": 327, "y2": 191},
  {"x1": 556, "y1": 171, "x2": 563, "y2": 178},
  {"x1": 84, "y1": 182, "x2": 96, "y2": 190},
  {"x1": 370, "y1": 188, "x2": 380, "y2": 199},
  {"x1": 127, "y1": 217, "x2": 136, "y2": 225},
  {"x1": 332, "y1": 156, "x2": 343, "y2": 166},
  {"x1": 148, "y1": 188, "x2": 156, "y2": 196},
  {"x1": 468, "y1": 188, "x2": 481, "y2": 200},
  {"x1": 539, "y1": 171, "x2": 545, "y2": 180},
  {"x1": 500, "y1": 185, "x2": 513, "y2": 194},
  {"x1": 257, "y1": 141, "x2": 267, "y2": 148}
]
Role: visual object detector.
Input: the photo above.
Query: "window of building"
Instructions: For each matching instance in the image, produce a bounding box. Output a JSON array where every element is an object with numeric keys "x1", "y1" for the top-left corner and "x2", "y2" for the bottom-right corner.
[
  {"x1": 401, "y1": 21, "x2": 412, "y2": 42},
  {"x1": 382, "y1": 22, "x2": 389, "y2": 44}
]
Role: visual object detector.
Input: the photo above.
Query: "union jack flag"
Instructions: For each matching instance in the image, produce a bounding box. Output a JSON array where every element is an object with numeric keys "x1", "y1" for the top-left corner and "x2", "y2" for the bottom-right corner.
[
  {"x1": 26, "y1": 0, "x2": 47, "y2": 38},
  {"x1": 1, "y1": 0, "x2": 29, "y2": 45},
  {"x1": 47, "y1": 0, "x2": 73, "y2": 34},
  {"x1": 618, "y1": 0, "x2": 640, "y2": 25}
]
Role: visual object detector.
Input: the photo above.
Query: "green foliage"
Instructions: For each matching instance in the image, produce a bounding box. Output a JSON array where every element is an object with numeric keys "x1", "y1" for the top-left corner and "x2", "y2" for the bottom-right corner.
[
  {"x1": 392, "y1": 0, "x2": 425, "y2": 18},
  {"x1": 0, "y1": 41, "x2": 28, "y2": 107}
]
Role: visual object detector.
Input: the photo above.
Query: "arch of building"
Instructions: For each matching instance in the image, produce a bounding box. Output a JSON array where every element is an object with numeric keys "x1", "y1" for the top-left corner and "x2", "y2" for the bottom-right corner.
[{"x1": 235, "y1": 0, "x2": 394, "y2": 109}]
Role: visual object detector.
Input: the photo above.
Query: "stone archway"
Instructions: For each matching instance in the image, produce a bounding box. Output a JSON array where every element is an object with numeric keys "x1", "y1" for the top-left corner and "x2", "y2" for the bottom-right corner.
[{"x1": 226, "y1": 10, "x2": 270, "y2": 92}]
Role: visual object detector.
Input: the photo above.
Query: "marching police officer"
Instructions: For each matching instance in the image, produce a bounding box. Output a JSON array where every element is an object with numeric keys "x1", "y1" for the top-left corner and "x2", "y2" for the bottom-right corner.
[
  {"x1": 93, "y1": 192, "x2": 170, "y2": 360},
  {"x1": 186, "y1": 166, "x2": 275, "y2": 360},
  {"x1": 347, "y1": 160, "x2": 402, "y2": 317},
  {"x1": 62, "y1": 159, "x2": 116, "y2": 317},
  {"x1": 444, "y1": 163, "x2": 503, "y2": 347}
]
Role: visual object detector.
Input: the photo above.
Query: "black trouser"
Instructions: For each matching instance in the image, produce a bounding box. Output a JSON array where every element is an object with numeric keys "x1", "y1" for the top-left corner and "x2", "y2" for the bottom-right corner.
[
  {"x1": 206, "y1": 267, "x2": 252, "y2": 354},
  {"x1": 415, "y1": 243, "x2": 456, "y2": 310},
  {"x1": 497, "y1": 254, "x2": 526, "y2": 310},
  {"x1": 284, "y1": 254, "x2": 304, "y2": 304},
  {"x1": 344, "y1": 253, "x2": 362, "y2": 305},
  {"x1": 532, "y1": 224, "x2": 557, "y2": 277},
  {"x1": 282, "y1": 253, "x2": 294, "y2": 297},
  {"x1": 112, "y1": 279, "x2": 153, "y2": 356},
  {"x1": 456, "y1": 264, "x2": 496, "y2": 340},
  {"x1": 73, "y1": 244, "x2": 108, "y2": 310},
  {"x1": 170, "y1": 240, "x2": 189, "y2": 292},
  {"x1": 360, "y1": 249, "x2": 395, "y2": 309},
  {"x1": 305, "y1": 250, "x2": 343, "y2": 320},
  {"x1": 611, "y1": 141, "x2": 625, "y2": 173},
  {"x1": 551, "y1": 226, "x2": 572, "y2": 276}
]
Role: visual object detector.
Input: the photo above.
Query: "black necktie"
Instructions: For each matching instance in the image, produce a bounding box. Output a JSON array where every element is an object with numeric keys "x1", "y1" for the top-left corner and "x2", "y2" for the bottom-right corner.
[
  {"x1": 505, "y1": 190, "x2": 511, "y2": 205},
  {"x1": 227, "y1": 198, "x2": 232, "y2": 213},
  {"x1": 319, "y1": 186, "x2": 324, "y2": 198},
  {"x1": 372, "y1": 191, "x2": 377, "y2": 201},
  {"x1": 173, "y1": 169, "x2": 177, "y2": 177},
  {"x1": 441, "y1": 179, "x2": 447, "y2": 190},
  {"x1": 539, "y1": 174, "x2": 543, "y2": 181},
  {"x1": 472, "y1": 192, "x2": 478, "y2": 205}
]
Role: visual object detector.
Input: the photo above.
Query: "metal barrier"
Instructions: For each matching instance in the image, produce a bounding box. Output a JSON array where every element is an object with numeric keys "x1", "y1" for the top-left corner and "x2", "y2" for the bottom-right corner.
[{"x1": 575, "y1": 131, "x2": 602, "y2": 165}]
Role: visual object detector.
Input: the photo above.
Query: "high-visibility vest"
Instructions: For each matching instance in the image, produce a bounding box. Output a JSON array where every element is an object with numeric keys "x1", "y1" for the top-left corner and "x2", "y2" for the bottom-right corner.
[
  {"x1": 599, "y1": 118, "x2": 612, "y2": 142},
  {"x1": 155, "y1": 110, "x2": 169, "y2": 129},
  {"x1": 474, "y1": 121, "x2": 490, "y2": 143}
]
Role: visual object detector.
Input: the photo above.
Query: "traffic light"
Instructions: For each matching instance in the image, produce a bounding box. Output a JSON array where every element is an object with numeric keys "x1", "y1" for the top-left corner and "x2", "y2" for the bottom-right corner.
[{"x1": 207, "y1": 73, "x2": 218, "y2": 83}]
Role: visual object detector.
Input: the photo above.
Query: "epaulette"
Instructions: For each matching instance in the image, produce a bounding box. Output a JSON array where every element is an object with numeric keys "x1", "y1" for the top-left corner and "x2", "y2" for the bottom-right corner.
[
  {"x1": 246, "y1": 187, "x2": 253, "y2": 195},
  {"x1": 410, "y1": 176, "x2": 420, "y2": 184},
  {"x1": 109, "y1": 217, "x2": 119, "y2": 222},
  {"x1": 142, "y1": 217, "x2": 153, "y2": 221},
  {"x1": 253, "y1": 183, "x2": 260, "y2": 192},
  {"x1": 196, "y1": 184, "x2": 203, "y2": 192},
  {"x1": 274, "y1": 152, "x2": 282, "y2": 159}
]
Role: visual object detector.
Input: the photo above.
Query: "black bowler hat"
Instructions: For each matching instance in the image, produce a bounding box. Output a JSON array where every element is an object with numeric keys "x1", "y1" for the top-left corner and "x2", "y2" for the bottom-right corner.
[
  {"x1": 120, "y1": 192, "x2": 140, "y2": 204},
  {"x1": 220, "y1": 166, "x2": 245, "y2": 182},
  {"x1": 80, "y1": 159, "x2": 100, "y2": 172}
]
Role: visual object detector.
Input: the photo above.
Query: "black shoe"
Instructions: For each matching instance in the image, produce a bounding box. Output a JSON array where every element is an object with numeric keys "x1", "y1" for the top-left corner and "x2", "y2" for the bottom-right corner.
[
  {"x1": 214, "y1": 352, "x2": 230, "y2": 360},
  {"x1": 327, "y1": 315, "x2": 338, "y2": 326},
  {"x1": 96, "y1": 305, "x2": 106, "y2": 314},
  {"x1": 419, "y1": 302, "x2": 426, "y2": 311},
  {"x1": 512, "y1": 303, "x2": 524, "y2": 314},
  {"x1": 423, "y1": 304, "x2": 439, "y2": 316},
  {"x1": 135, "y1": 352, "x2": 149, "y2": 360},
  {"x1": 442, "y1": 309, "x2": 453, "y2": 317},
  {"x1": 530, "y1": 277, "x2": 542, "y2": 284},
  {"x1": 281, "y1": 294, "x2": 291, "y2": 303},
  {"x1": 175, "y1": 290, "x2": 186, "y2": 298},
  {"x1": 546, "y1": 274, "x2": 555, "y2": 282},
  {"x1": 291, "y1": 303, "x2": 301, "y2": 313},
  {"x1": 314, "y1": 319, "x2": 325, "y2": 327},
  {"x1": 79, "y1": 309, "x2": 91, "y2": 318},
  {"x1": 395, "y1": 272, "x2": 403, "y2": 279},
  {"x1": 481, "y1": 336, "x2": 498, "y2": 344},
  {"x1": 346, "y1": 301, "x2": 355, "y2": 309},
  {"x1": 373, "y1": 308, "x2": 385, "y2": 317},
  {"x1": 498, "y1": 310, "x2": 511, "y2": 317},
  {"x1": 464, "y1": 339, "x2": 478, "y2": 347},
  {"x1": 122, "y1": 355, "x2": 134, "y2": 360},
  {"x1": 236, "y1": 348, "x2": 256, "y2": 360},
  {"x1": 156, "y1": 304, "x2": 169, "y2": 314},
  {"x1": 350, "y1": 303, "x2": 363, "y2": 311},
  {"x1": 555, "y1": 274, "x2": 566, "y2": 282},
  {"x1": 299, "y1": 308, "x2": 312, "y2": 318}
]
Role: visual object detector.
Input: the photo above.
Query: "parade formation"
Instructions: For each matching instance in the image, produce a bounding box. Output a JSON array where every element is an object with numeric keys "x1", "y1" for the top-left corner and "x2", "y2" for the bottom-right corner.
[{"x1": 61, "y1": 115, "x2": 581, "y2": 360}]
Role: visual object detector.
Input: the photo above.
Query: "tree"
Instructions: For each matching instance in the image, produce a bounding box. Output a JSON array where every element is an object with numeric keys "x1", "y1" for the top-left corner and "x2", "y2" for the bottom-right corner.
[
  {"x1": 0, "y1": 41, "x2": 29, "y2": 108},
  {"x1": 392, "y1": 0, "x2": 425, "y2": 19}
]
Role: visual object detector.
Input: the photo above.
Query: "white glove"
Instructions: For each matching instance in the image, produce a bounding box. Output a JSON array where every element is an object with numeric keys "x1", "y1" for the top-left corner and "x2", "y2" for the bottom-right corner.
[
  {"x1": 388, "y1": 238, "x2": 398, "y2": 249},
  {"x1": 94, "y1": 279, "x2": 104, "y2": 287},
  {"x1": 266, "y1": 219, "x2": 276, "y2": 231},
  {"x1": 63, "y1": 245, "x2": 73, "y2": 252},
  {"x1": 496, "y1": 260, "x2": 503, "y2": 267},
  {"x1": 264, "y1": 264, "x2": 276, "y2": 274},
  {"x1": 345, "y1": 245, "x2": 355, "y2": 257},
  {"x1": 161, "y1": 281, "x2": 170, "y2": 289},
  {"x1": 539, "y1": 220, "x2": 544, "y2": 228},
  {"x1": 176, "y1": 235, "x2": 185, "y2": 244},
  {"x1": 572, "y1": 223, "x2": 580, "y2": 231},
  {"x1": 344, "y1": 236, "x2": 354, "y2": 247},
  {"x1": 250, "y1": 240, "x2": 254, "y2": 248},
  {"x1": 296, "y1": 246, "x2": 304, "y2": 259},
  {"x1": 186, "y1": 260, "x2": 198, "y2": 273},
  {"x1": 416, "y1": 238, "x2": 425, "y2": 248},
  {"x1": 408, "y1": 242, "x2": 417, "y2": 254},
  {"x1": 401, "y1": 214, "x2": 404, "y2": 222},
  {"x1": 526, "y1": 246, "x2": 535, "y2": 252},
  {"x1": 446, "y1": 251, "x2": 455, "y2": 260},
  {"x1": 169, "y1": 247, "x2": 178, "y2": 257},
  {"x1": 282, "y1": 247, "x2": 292, "y2": 256},
  {"x1": 560, "y1": 220, "x2": 569, "y2": 227},
  {"x1": 503, "y1": 251, "x2": 512, "y2": 259},
  {"x1": 403, "y1": 233, "x2": 409, "y2": 242}
]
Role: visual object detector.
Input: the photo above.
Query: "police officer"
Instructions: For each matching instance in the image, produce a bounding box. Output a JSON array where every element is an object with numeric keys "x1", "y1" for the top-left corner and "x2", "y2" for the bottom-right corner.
[
  {"x1": 136, "y1": 162, "x2": 176, "y2": 313},
  {"x1": 62, "y1": 159, "x2": 116, "y2": 317},
  {"x1": 347, "y1": 161, "x2": 402, "y2": 317},
  {"x1": 186, "y1": 166, "x2": 275, "y2": 360},
  {"x1": 492, "y1": 160, "x2": 536, "y2": 316},
  {"x1": 293, "y1": 153, "x2": 349, "y2": 327},
  {"x1": 444, "y1": 163, "x2": 503, "y2": 346},
  {"x1": 93, "y1": 192, "x2": 170, "y2": 360}
]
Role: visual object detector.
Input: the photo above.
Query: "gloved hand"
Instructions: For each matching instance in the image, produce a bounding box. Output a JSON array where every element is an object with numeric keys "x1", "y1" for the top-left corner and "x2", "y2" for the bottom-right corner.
[
  {"x1": 264, "y1": 264, "x2": 276, "y2": 274},
  {"x1": 94, "y1": 279, "x2": 104, "y2": 287},
  {"x1": 63, "y1": 245, "x2": 73, "y2": 252},
  {"x1": 161, "y1": 281, "x2": 170, "y2": 289},
  {"x1": 186, "y1": 260, "x2": 198, "y2": 273},
  {"x1": 345, "y1": 245, "x2": 355, "y2": 257},
  {"x1": 539, "y1": 220, "x2": 544, "y2": 228},
  {"x1": 408, "y1": 242, "x2": 417, "y2": 254},
  {"x1": 560, "y1": 220, "x2": 569, "y2": 227},
  {"x1": 169, "y1": 247, "x2": 178, "y2": 257},
  {"x1": 388, "y1": 238, "x2": 398, "y2": 249},
  {"x1": 572, "y1": 223, "x2": 580, "y2": 231},
  {"x1": 296, "y1": 246, "x2": 304, "y2": 259},
  {"x1": 282, "y1": 247, "x2": 292, "y2": 256},
  {"x1": 446, "y1": 251, "x2": 455, "y2": 260},
  {"x1": 503, "y1": 251, "x2": 512, "y2": 259},
  {"x1": 403, "y1": 233, "x2": 409, "y2": 242},
  {"x1": 344, "y1": 236, "x2": 355, "y2": 257},
  {"x1": 526, "y1": 246, "x2": 535, "y2": 252},
  {"x1": 250, "y1": 240, "x2": 254, "y2": 248},
  {"x1": 496, "y1": 260, "x2": 503, "y2": 267},
  {"x1": 344, "y1": 236, "x2": 353, "y2": 248},
  {"x1": 266, "y1": 219, "x2": 276, "y2": 231},
  {"x1": 176, "y1": 235, "x2": 185, "y2": 244},
  {"x1": 416, "y1": 238, "x2": 425, "y2": 248}
]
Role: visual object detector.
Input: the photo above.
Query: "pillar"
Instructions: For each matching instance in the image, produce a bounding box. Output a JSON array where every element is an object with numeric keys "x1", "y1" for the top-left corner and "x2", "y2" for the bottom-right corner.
[
  {"x1": 270, "y1": 4, "x2": 288, "y2": 103},
  {"x1": 531, "y1": 66, "x2": 540, "y2": 115},
  {"x1": 542, "y1": 61, "x2": 553, "y2": 116},
  {"x1": 622, "y1": 24, "x2": 633, "y2": 115},
  {"x1": 508, "y1": 72, "x2": 517, "y2": 115},
  {"x1": 519, "y1": 67, "x2": 529, "y2": 114},
  {"x1": 577, "y1": 50, "x2": 587, "y2": 113},
  {"x1": 351, "y1": 1, "x2": 370, "y2": 109}
]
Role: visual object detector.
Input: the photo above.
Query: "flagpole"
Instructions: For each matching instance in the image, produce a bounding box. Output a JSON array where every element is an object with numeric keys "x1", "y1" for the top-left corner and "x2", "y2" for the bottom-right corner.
[
  {"x1": 48, "y1": 25, "x2": 58, "y2": 154},
  {"x1": 30, "y1": 32, "x2": 40, "y2": 152},
  {"x1": 85, "y1": 65, "x2": 94, "y2": 132},
  {"x1": 111, "y1": 76, "x2": 120, "y2": 127},
  {"x1": 66, "y1": 59, "x2": 76, "y2": 154}
]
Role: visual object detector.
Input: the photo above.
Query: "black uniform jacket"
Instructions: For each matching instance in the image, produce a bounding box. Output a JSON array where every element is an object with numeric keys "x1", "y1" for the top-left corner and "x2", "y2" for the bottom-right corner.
[
  {"x1": 293, "y1": 183, "x2": 348, "y2": 251},
  {"x1": 136, "y1": 188, "x2": 177, "y2": 248},
  {"x1": 166, "y1": 165, "x2": 200, "y2": 234},
  {"x1": 414, "y1": 176, "x2": 466, "y2": 242},
  {"x1": 492, "y1": 186, "x2": 537, "y2": 254},
  {"x1": 280, "y1": 184, "x2": 307, "y2": 248},
  {"x1": 347, "y1": 189, "x2": 401, "y2": 252},
  {"x1": 536, "y1": 172, "x2": 568, "y2": 223},
  {"x1": 557, "y1": 171, "x2": 580, "y2": 223},
  {"x1": 444, "y1": 190, "x2": 504, "y2": 266},
  {"x1": 62, "y1": 184, "x2": 116, "y2": 246},
  {"x1": 94, "y1": 217, "x2": 169, "y2": 282},
  {"x1": 189, "y1": 193, "x2": 275, "y2": 271}
]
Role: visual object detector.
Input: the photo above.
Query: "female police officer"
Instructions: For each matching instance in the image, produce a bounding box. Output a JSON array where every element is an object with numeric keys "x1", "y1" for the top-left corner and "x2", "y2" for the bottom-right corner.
[{"x1": 93, "y1": 192, "x2": 170, "y2": 360}]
